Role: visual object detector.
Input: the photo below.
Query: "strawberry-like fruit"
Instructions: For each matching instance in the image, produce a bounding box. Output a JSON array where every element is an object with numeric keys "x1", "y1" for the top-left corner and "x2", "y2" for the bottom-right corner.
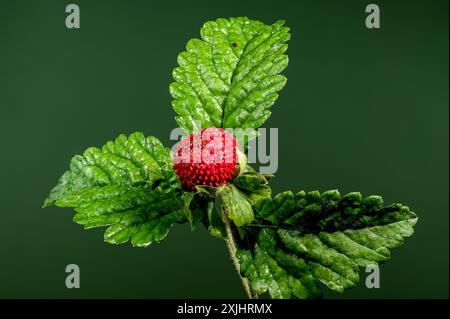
[{"x1": 172, "y1": 127, "x2": 238, "y2": 190}]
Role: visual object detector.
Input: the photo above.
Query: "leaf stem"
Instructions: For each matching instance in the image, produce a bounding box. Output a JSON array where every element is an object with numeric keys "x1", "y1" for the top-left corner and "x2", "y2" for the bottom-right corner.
[{"x1": 223, "y1": 218, "x2": 258, "y2": 299}]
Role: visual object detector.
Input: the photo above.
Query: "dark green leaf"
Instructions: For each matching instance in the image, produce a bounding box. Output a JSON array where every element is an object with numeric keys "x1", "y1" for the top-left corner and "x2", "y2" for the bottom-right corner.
[
  {"x1": 254, "y1": 189, "x2": 416, "y2": 233},
  {"x1": 238, "y1": 217, "x2": 417, "y2": 298},
  {"x1": 238, "y1": 189, "x2": 418, "y2": 298}
]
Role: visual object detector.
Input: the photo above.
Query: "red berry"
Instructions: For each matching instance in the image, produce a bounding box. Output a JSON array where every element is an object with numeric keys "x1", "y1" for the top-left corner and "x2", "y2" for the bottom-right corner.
[{"x1": 172, "y1": 127, "x2": 238, "y2": 190}]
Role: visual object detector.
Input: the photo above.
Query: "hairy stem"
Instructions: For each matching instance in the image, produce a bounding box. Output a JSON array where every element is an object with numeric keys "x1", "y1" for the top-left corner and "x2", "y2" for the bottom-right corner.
[{"x1": 224, "y1": 218, "x2": 258, "y2": 299}]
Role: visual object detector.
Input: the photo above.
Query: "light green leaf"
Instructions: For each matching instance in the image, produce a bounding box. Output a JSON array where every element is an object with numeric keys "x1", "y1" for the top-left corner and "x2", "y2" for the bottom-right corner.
[
  {"x1": 74, "y1": 187, "x2": 183, "y2": 247},
  {"x1": 170, "y1": 17, "x2": 290, "y2": 131},
  {"x1": 43, "y1": 132, "x2": 184, "y2": 247},
  {"x1": 44, "y1": 132, "x2": 179, "y2": 207},
  {"x1": 238, "y1": 189, "x2": 418, "y2": 298}
]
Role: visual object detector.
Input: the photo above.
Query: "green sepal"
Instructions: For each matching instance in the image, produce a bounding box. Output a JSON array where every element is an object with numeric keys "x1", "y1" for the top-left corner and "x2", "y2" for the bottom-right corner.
[
  {"x1": 236, "y1": 148, "x2": 248, "y2": 176},
  {"x1": 182, "y1": 191, "x2": 211, "y2": 230},
  {"x1": 235, "y1": 166, "x2": 272, "y2": 205},
  {"x1": 216, "y1": 184, "x2": 254, "y2": 227},
  {"x1": 208, "y1": 199, "x2": 227, "y2": 239}
]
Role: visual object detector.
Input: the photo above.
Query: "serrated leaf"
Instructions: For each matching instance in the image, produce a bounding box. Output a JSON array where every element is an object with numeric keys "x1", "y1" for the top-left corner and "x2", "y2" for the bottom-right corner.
[
  {"x1": 254, "y1": 189, "x2": 417, "y2": 232},
  {"x1": 43, "y1": 132, "x2": 184, "y2": 247},
  {"x1": 44, "y1": 132, "x2": 179, "y2": 207},
  {"x1": 170, "y1": 17, "x2": 290, "y2": 131},
  {"x1": 239, "y1": 219, "x2": 417, "y2": 298},
  {"x1": 237, "y1": 230, "x2": 322, "y2": 299},
  {"x1": 238, "y1": 189, "x2": 418, "y2": 298}
]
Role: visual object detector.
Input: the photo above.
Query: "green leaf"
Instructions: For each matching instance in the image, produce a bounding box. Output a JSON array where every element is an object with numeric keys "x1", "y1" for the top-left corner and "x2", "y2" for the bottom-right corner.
[
  {"x1": 170, "y1": 17, "x2": 290, "y2": 131},
  {"x1": 238, "y1": 189, "x2": 418, "y2": 298},
  {"x1": 77, "y1": 187, "x2": 183, "y2": 247},
  {"x1": 44, "y1": 132, "x2": 179, "y2": 207},
  {"x1": 43, "y1": 132, "x2": 184, "y2": 247},
  {"x1": 239, "y1": 218, "x2": 417, "y2": 298},
  {"x1": 217, "y1": 184, "x2": 254, "y2": 227},
  {"x1": 253, "y1": 189, "x2": 417, "y2": 233},
  {"x1": 237, "y1": 229, "x2": 322, "y2": 299}
]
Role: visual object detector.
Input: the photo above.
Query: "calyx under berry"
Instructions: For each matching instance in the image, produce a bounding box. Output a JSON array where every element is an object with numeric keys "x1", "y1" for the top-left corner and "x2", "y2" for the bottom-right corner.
[{"x1": 172, "y1": 127, "x2": 239, "y2": 190}]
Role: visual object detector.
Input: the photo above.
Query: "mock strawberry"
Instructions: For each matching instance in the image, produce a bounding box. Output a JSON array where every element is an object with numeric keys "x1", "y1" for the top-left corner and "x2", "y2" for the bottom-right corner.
[{"x1": 172, "y1": 127, "x2": 238, "y2": 190}]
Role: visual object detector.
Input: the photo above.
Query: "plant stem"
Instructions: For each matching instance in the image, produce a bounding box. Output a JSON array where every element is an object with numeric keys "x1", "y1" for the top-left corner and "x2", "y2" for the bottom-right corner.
[{"x1": 223, "y1": 218, "x2": 258, "y2": 299}]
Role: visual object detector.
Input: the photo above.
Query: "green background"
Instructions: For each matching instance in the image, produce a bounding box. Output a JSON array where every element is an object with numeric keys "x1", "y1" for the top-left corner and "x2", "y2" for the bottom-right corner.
[{"x1": 0, "y1": 0, "x2": 448, "y2": 298}]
